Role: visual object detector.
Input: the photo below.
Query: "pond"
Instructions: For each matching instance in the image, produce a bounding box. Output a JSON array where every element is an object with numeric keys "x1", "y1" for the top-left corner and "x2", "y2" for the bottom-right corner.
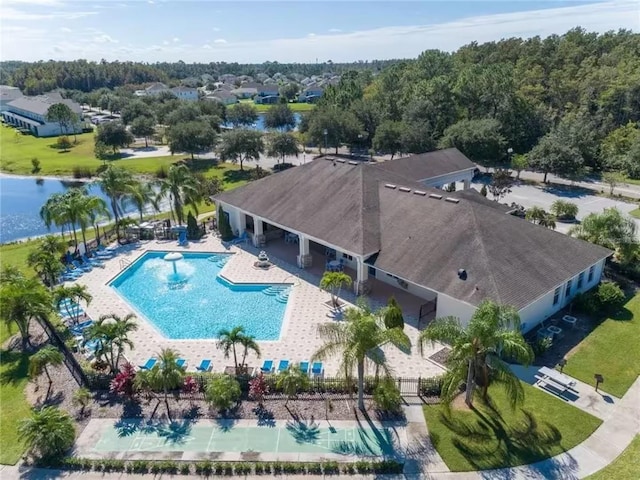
[
  {"x1": 224, "y1": 112, "x2": 302, "y2": 131},
  {"x1": 0, "y1": 174, "x2": 141, "y2": 244}
]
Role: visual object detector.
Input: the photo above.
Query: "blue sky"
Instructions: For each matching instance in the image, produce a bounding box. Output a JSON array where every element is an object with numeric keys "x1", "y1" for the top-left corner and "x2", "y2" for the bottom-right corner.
[{"x1": 1, "y1": 1, "x2": 637, "y2": 62}]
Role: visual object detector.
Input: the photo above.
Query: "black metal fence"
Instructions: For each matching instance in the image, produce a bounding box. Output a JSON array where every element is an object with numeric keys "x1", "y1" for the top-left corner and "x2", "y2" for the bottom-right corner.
[{"x1": 40, "y1": 318, "x2": 88, "y2": 387}]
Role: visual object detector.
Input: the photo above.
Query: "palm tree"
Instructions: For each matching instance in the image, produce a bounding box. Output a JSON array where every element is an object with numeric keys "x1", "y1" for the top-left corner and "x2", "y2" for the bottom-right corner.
[
  {"x1": 28, "y1": 345, "x2": 64, "y2": 394},
  {"x1": 53, "y1": 284, "x2": 92, "y2": 325},
  {"x1": 27, "y1": 249, "x2": 65, "y2": 288},
  {"x1": 160, "y1": 164, "x2": 201, "y2": 225},
  {"x1": 127, "y1": 180, "x2": 160, "y2": 223},
  {"x1": 238, "y1": 332, "x2": 261, "y2": 372},
  {"x1": 312, "y1": 301, "x2": 410, "y2": 411},
  {"x1": 418, "y1": 300, "x2": 534, "y2": 408},
  {"x1": 72, "y1": 388, "x2": 92, "y2": 416},
  {"x1": 319, "y1": 271, "x2": 352, "y2": 309},
  {"x1": 525, "y1": 206, "x2": 547, "y2": 224},
  {"x1": 145, "y1": 348, "x2": 185, "y2": 420},
  {"x1": 276, "y1": 366, "x2": 309, "y2": 406},
  {"x1": 217, "y1": 325, "x2": 245, "y2": 374},
  {"x1": 98, "y1": 165, "x2": 134, "y2": 242},
  {"x1": 39, "y1": 193, "x2": 68, "y2": 239},
  {"x1": 0, "y1": 272, "x2": 52, "y2": 348},
  {"x1": 18, "y1": 406, "x2": 75, "y2": 461},
  {"x1": 538, "y1": 214, "x2": 556, "y2": 230},
  {"x1": 86, "y1": 313, "x2": 138, "y2": 372},
  {"x1": 39, "y1": 234, "x2": 67, "y2": 258},
  {"x1": 54, "y1": 188, "x2": 87, "y2": 253},
  {"x1": 78, "y1": 194, "x2": 111, "y2": 252}
]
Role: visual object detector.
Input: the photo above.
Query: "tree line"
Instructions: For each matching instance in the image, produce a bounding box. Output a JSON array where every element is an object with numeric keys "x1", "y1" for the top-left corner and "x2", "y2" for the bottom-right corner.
[
  {"x1": 300, "y1": 28, "x2": 640, "y2": 179},
  {"x1": 0, "y1": 58, "x2": 398, "y2": 95}
]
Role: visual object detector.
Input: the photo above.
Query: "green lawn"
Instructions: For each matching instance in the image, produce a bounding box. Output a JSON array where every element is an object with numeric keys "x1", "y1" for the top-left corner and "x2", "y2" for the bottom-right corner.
[
  {"x1": 0, "y1": 323, "x2": 31, "y2": 465},
  {"x1": 564, "y1": 293, "x2": 640, "y2": 398},
  {"x1": 238, "y1": 99, "x2": 315, "y2": 113},
  {"x1": 585, "y1": 435, "x2": 640, "y2": 480},
  {"x1": 630, "y1": 208, "x2": 640, "y2": 219},
  {"x1": 423, "y1": 383, "x2": 602, "y2": 471}
]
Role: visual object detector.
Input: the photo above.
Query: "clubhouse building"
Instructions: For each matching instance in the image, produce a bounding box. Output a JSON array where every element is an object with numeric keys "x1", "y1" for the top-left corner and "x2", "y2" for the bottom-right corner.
[{"x1": 214, "y1": 149, "x2": 611, "y2": 333}]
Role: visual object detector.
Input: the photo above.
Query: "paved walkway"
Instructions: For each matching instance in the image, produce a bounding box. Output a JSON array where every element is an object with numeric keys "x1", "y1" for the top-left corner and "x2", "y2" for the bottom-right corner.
[{"x1": 3, "y1": 378, "x2": 637, "y2": 479}]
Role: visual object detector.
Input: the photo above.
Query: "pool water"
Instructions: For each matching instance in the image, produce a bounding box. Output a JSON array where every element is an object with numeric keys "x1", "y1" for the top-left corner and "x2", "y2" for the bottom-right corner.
[{"x1": 110, "y1": 252, "x2": 290, "y2": 340}]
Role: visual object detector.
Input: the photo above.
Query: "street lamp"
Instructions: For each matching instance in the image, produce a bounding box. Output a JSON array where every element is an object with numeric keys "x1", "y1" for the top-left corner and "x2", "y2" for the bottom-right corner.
[
  {"x1": 507, "y1": 147, "x2": 514, "y2": 165},
  {"x1": 323, "y1": 129, "x2": 328, "y2": 154}
]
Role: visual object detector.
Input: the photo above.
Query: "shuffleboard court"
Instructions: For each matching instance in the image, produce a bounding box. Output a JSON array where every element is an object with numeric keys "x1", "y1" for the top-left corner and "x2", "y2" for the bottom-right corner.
[{"x1": 92, "y1": 419, "x2": 399, "y2": 457}]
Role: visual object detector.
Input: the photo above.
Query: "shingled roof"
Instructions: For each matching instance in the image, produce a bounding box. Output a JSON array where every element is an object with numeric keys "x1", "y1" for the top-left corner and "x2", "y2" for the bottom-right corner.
[
  {"x1": 377, "y1": 148, "x2": 475, "y2": 181},
  {"x1": 215, "y1": 154, "x2": 611, "y2": 309}
]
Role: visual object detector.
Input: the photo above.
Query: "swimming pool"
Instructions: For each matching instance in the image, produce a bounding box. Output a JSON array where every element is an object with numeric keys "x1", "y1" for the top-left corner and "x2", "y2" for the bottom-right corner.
[{"x1": 110, "y1": 251, "x2": 290, "y2": 340}]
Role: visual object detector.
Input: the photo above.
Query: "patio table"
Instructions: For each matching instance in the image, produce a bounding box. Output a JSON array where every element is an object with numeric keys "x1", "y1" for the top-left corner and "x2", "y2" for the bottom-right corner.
[{"x1": 328, "y1": 260, "x2": 341, "y2": 271}]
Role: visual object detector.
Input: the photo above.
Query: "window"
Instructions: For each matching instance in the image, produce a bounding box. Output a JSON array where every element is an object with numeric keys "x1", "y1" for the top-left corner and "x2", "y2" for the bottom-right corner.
[
  {"x1": 588, "y1": 265, "x2": 595, "y2": 282},
  {"x1": 565, "y1": 279, "x2": 572, "y2": 298},
  {"x1": 342, "y1": 253, "x2": 353, "y2": 261},
  {"x1": 553, "y1": 287, "x2": 561, "y2": 305},
  {"x1": 577, "y1": 272, "x2": 585, "y2": 289}
]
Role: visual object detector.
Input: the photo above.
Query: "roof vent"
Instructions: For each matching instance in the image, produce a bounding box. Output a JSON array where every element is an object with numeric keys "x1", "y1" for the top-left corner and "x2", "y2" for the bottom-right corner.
[
  {"x1": 429, "y1": 193, "x2": 442, "y2": 199},
  {"x1": 458, "y1": 269, "x2": 467, "y2": 280},
  {"x1": 384, "y1": 184, "x2": 397, "y2": 189},
  {"x1": 399, "y1": 187, "x2": 411, "y2": 193},
  {"x1": 413, "y1": 190, "x2": 427, "y2": 196},
  {"x1": 348, "y1": 160, "x2": 358, "y2": 166},
  {"x1": 336, "y1": 158, "x2": 346, "y2": 163},
  {"x1": 445, "y1": 197, "x2": 460, "y2": 204}
]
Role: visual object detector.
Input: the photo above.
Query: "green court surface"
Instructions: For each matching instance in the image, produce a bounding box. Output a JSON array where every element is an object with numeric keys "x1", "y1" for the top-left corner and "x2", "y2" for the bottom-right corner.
[{"x1": 94, "y1": 420, "x2": 398, "y2": 457}]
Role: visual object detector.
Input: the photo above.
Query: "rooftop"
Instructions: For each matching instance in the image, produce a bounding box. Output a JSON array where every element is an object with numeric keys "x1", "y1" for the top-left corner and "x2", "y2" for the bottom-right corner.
[{"x1": 7, "y1": 94, "x2": 82, "y2": 116}]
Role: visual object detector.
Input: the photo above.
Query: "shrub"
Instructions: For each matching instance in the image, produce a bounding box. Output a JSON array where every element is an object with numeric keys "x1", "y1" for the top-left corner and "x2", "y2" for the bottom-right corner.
[
  {"x1": 532, "y1": 336, "x2": 553, "y2": 356},
  {"x1": 71, "y1": 387, "x2": 92, "y2": 415},
  {"x1": 355, "y1": 460, "x2": 372, "y2": 474},
  {"x1": 130, "y1": 460, "x2": 149, "y2": 474},
  {"x1": 179, "y1": 463, "x2": 191, "y2": 475},
  {"x1": 480, "y1": 184, "x2": 488, "y2": 197},
  {"x1": 419, "y1": 376, "x2": 444, "y2": 396},
  {"x1": 17, "y1": 406, "x2": 75, "y2": 461},
  {"x1": 110, "y1": 362, "x2": 137, "y2": 399},
  {"x1": 182, "y1": 375, "x2": 199, "y2": 396},
  {"x1": 373, "y1": 377, "x2": 403, "y2": 413},
  {"x1": 204, "y1": 374, "x2": 241, "y2": 412},
  {"x1": 572, "y1": 291, "x2": 600, "y2": 315},
  {"x1": 248, "y1": 372, "x2": 269, "y2": 404},
  {"x1": 383, "y1": 296, "x2": 404, "y2": 330},
  {"x1": 306, "y1": 462, "x2": 323, "y2": 474},
  {"x1": 56, "y1": 136, "x2": 72, "y2": 150},
  {"x1": 94, "y1": 141, "x2": 109, "y2": 160},
  {"x1": 254, "y1": 462, "x2": 269, "y2": 474},
  {"x1": 72, "y1": 165, "x2": 93, "y2": 178},
  {"x1": 31, "y1": 157, "x2": 41, "y2": 173},
  {"x1": 194, "y1": 461, "x2": 213, "y2": 475},
  {"x1": 234, "y1": 463, "x2": 252, "y2": 475},
  {"x1": 596, "y1": 281, "x2": 625, "y2": 310},
  {"x1": 373, "y1": 460, "x2": 404, "y2": 474},
  {"x1": 550, "y1": 200, "x2": 579, "y2": 220},
  {"x1": 186, "y1": 211, "x2": 201, "y2": 240},
  {"x1": 323, "y1": 461, "x2": 340, "y2": 474},
  {"x1": 155, "y1": 165, "x2": 168, "y2": 178},
  {"x1": 273, "y1": 162, "x2": 294, "y2": 172},
  {"x1": 217, "y1": 205, "x2": 234, "y2": 241}
]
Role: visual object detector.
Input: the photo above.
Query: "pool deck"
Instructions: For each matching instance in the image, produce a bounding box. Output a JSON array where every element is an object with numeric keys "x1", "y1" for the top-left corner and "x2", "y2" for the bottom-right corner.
[
  {"x1": 74, "y1": 418, "x2": 409, "y2": 463},
  {"x1": 74, "y1": 235, "x2": 446, "y2": 378}
]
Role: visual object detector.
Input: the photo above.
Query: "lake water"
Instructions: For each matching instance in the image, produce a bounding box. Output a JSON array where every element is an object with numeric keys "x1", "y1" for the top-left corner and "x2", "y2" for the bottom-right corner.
[
  {"x1": 0, "y1": 175, "x2": 139, "y2": 244},
  {"x1": 225, "y1": 112, "x2": 302, "y2": 131}
]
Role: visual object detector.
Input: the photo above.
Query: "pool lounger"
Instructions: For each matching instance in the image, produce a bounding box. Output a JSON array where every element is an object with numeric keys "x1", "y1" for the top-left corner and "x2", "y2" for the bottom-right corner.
[
  {"x1": 277, "y1": 360, "x2": 289, "y2": 372},
  {"x1": 176, "y1": 358, "x2": 187, "y2": 369},
  {"x1": 261, "y1": 360, "x2": 274, "y2": 373},
  {"x1": 311, "y1": 362, "x2": 323, "y2": 377},
  {"x1": 140, "y1": 358, "x2": 157, "y2": 370},
  {"x1": 196, "y1": 359, "x2": 212, "y2": 372},
  {"x1": 299, "y1": 361, "x2": 310, "y2": 375}
]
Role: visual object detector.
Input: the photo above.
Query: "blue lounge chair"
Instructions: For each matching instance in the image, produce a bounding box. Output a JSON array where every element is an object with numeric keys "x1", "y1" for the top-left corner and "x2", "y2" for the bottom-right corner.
[
  {"x1": 277, "y1": 360, "x2": 289, "y2": 372},
  {"x1": 299, "y1": 361, "x2": 310, "y2": 375},
  {"x1": 176, "y1": 358, "x2": 186, "y2": 369},
  {"x1": 72, "y1": 260, "x2": 92, "y2": 272},
  {"x1": 196, "y1": 359, "x2": 212, "y2": 371},
  {"x1": 261, "y1": 360, "x2": 274, "y2": 373},
  {"x1": 63, "y1": 266, "x2": 83, "y2": 278},
  {"x1": 83, "y1": 253, "x2": 104, "y2": 266},
  {"x1": 311, "y1": 362, "x2": 323, "y2": 377},
  {"x1": 70, "y1": 320, "x2": 93, "y2": 335},
  {"x1": 230, "y1": 231, "x2": 249, "y2": 245},
  {"x1": 140, "y1": 358, "x2": 157, "y2": 370},
  {"x1": 60, "y1": 306, "x2": 85, "y2": 319},
  {"x1": 177, "y1": 230, "x2": 188, "y2": 246}
]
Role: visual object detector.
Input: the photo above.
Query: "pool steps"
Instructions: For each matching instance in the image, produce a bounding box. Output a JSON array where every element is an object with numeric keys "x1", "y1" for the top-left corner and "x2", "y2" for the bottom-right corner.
[{"x1": 207, "y1": 255, "x2": 231, "y2": 268}]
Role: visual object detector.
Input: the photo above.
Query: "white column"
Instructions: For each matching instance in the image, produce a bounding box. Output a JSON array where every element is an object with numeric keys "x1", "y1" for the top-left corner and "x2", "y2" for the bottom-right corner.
[
  {"x1": 253, "y1": 216, "x2": 264, "y2": 247},
  {"x1": 297, "y1": 235, "x2": 312, "y2": 268},
  {"x1": 355, "y1": 258, "x2": 369, "y2": 294},
  {"x1": 463, "y1": 178, "x2": 471, "y2": 190},
  {"x1": 236, "y1": 211, "x2": 246, "y2": 236}
]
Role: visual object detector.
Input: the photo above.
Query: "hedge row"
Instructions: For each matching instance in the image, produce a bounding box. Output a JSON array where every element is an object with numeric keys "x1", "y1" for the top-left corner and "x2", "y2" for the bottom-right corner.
[{"x1": 51, "y1": 458, "x2": 404, "y2": 476}]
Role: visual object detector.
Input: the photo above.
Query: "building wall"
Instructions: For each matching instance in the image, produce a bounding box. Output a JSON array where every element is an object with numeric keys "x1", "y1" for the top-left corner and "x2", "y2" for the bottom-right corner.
[
  {"x1": 372, "y1": 268, "x2": 437, "y2": 302},
  {"x1": 518, "y1": 258, "x2": 606, "y2": 333},
  {"x1": 421, "y1": 169, "x2": 475, "y2": 190},
  {"x1": 435, "y1": 293, "x2": 477, "y2": 326},
  {"x1": 1, "y1": 111, "x2": 82, "y2": 137}
]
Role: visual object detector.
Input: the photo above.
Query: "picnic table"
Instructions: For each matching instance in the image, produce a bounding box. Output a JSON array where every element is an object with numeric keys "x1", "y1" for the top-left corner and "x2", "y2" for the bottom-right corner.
[{"x1": 535, "y1": 366, "x2": 578, "y2": 395}]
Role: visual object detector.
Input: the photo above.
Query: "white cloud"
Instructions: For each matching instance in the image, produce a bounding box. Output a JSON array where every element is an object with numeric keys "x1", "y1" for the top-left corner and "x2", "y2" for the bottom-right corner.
[
  {"x1": 212, "y1": 27, "x2": 220, "y2": 32},
  {"x1": 202, "y1": 44, "x2": 212, "y2": 49},
  {"x1": 94, "y1": 34, "x2": 118, "y2": 44},
  {"x1": 307, "y1": 33, "x2": 316, "y2": 37},
  {"x1": 1, "y1": 0, "x2": 637, "y2": 63},
  {"x1": 172, "y1": 37, "x2": 180, "y2": 43},
  {"x1": 0, "y1": 6, "x2": 98, "y2": 21},
  {"x1": 163, "y1": 40, "x2": 170, "y2": 45},
  {"x1": 60, "y1": 27, "x2": 72, "y2": 33},
  {"x1": 328, "y1": 28, "x2": 342, "y2": 33}
]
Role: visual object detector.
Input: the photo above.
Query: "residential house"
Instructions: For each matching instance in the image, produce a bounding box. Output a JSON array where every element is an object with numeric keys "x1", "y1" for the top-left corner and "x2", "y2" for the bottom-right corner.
[
  {"x1": 214, "y1": 149, "x2": 611, "y2": 333},
  {"x1": 0, "y1": 85, "x2": 23, "y2": 112},
  {"x1": 231, "y1": 84, "x2": 259, "y2": 99},
  {"x1": 207, "y1": 90, "x2": 238, "y2": 105},
  {"x1": 257, "y1": 84, "x2": 280, "y2": 97},
  {"x1": 254, "y1": 95, "x2": 280, "y2": 105},
  {"x1": 171, "y1": 86, "x2": 199, "y2": 101},
  {"x1": 298, "y1": 86, "x2": 323, "y2": 103},
  {"x1": 1, "y1": 94, "x2": 83, "y2": 137}
]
